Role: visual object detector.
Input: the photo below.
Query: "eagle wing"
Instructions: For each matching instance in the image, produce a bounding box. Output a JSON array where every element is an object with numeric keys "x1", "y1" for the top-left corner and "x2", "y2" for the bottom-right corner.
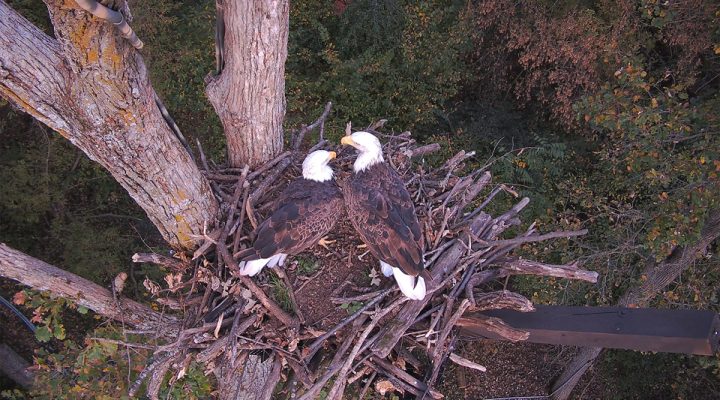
[
  {"x1": 238, "y1": 179, "x2": 343, "y2": 261},
  {"x1": 345, "y1": 164, "x2": 424, "y2": 277}
]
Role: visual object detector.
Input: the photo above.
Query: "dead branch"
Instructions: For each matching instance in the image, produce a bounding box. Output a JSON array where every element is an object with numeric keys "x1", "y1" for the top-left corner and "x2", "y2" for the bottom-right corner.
[
  {"x1": 468, "y1": 290, "x2": 535, "y2": 312},
  {"x1": 366, "y1": 356, "x2": 444, "y2": 399},
  {"x1": 0, "y1": 243, "x2": 177, "y2": 333},
  {"x1": 326, "y1": 297, "x2": 409, "y2": 400},
  {"x1": 129, "y1": 350, "x2": 180, "y2": 397},
  {"x1": 304, "y1": 288, "x2": 392, "y2": 361},
  {"x1": 132, "y1": 253, "x2": 192, "y2": 272},
  {"x1": 482, "y1": 228, "x2": 588, "y2": 247},
  {"x1": 501, "y1": 258, "x2": 598, "y2": 283},
  {"x1": 456, "y1": 314, "x2": 530, "y2": 342},
  {"x1": 448, "y1": 352, "x2": 486, "y2": 373},
  {"x1": 292, "y1": 102, "x2": 333, "y2": 150},
  {"x1": 408, "y1": 143, "x2": 442, "y2": 158}
]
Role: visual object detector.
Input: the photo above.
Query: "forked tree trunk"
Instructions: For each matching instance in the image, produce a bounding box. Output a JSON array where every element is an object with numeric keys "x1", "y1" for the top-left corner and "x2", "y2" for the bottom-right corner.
[
  {"x1": 206, "y1": 0, "x2": 288, "y2": 168},
  {"x1": 0, "y1": 0, "x2": 218, "y2": 248}
]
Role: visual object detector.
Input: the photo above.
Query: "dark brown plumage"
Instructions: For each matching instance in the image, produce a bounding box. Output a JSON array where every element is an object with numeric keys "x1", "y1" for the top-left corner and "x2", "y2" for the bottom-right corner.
[
  {"x1": 236, "y1": 179, "x2": 343, "y2": 262},
  {"x1": 342, "y1": 163, "x2": 429, "y2": 282}
]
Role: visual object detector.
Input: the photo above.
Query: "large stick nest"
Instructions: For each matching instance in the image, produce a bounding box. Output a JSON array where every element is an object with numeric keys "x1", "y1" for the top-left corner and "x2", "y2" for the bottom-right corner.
[{"x1": 130, "y1": 111, "x2": 596, "y2": 399}]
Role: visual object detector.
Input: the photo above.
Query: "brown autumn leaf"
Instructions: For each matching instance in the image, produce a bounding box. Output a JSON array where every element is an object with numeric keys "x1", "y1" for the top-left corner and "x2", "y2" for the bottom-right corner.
[{"x1": 12, "y1": 291, "x2": 27, "y2": 305}]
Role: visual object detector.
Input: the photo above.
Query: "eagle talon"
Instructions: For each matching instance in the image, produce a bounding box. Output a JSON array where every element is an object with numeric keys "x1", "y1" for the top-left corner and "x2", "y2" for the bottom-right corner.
[{"x1": 318, "y1": 237, "x2": 336, "y2": 250}]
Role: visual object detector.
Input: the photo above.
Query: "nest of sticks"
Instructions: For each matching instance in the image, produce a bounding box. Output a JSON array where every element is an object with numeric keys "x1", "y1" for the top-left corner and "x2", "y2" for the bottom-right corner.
[{"x1": 129, "y1": 106, "x2": 597, "y2": 399}]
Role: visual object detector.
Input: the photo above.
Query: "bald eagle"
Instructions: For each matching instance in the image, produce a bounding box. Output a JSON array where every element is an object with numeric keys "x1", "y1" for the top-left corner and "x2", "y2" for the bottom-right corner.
[
  {"x1": 341, "y1": 131, "x2": 430, "y2": 300},
  {"x1": 234, "y1": 150, "x2": 342, "y2": 276}
]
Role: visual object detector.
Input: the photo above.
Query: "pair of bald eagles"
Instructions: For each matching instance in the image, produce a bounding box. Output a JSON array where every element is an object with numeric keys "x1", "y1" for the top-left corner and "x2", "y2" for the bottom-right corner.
[{"x1": 234, "y1": 131, "x2": 431, "y2": 300}]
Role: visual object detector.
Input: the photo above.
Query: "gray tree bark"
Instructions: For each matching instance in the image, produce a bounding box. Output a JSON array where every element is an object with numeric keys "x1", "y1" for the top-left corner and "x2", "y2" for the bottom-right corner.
[
  {"x1": 0, "y1": 0, "x2": 218, "y2": 249},
  {"x1": 206, "y1": 0, "x2": 288, "y2": 168},
  {"x1": 0, "y1": 243, "x2": 177, "y2": 332},
  {"x1": 0, "y1": 344, "x2": 34, "y2": 389},
  {"x1": 550, "y1": 209, "x2": 720, "y2": 400}
]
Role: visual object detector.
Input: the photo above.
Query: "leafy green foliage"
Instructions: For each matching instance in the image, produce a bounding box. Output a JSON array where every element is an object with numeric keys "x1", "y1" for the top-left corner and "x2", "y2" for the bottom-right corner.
[
  {"x1": 270, "y1": 274, "x2": 294, "y2": 313},
  {"x1": 0, "y1": 105, "x2": 151, "y2": 284},
  {"x1": 296, "y1": 256, "x2": 320, "y2": 276},
  {"x1": 286, "y1": 0, "x2": 472, "y2": 137},
  {"x1": 599, "y1": 350, "x2": 720, "y2": 399},
  {"x1": 339, "y1": 301, "x2": 363, "y2": 314},
  {"x1": 12, "y1": 289, "x2": 82, "y2": 343},
  {"x1": 29, "y1": 325, "x2": 214, "y2": 399},
  {"x1": 131, "y1": 0, "x2": 226, "y2": 160},
  {"x1": 575, "y1": 62, "x2": 719, "y2": 259}
]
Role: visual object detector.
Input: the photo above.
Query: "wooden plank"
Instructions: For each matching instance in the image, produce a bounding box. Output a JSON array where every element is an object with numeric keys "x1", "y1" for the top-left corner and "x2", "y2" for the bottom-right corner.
[{"x1": 459, "y1": 305, "x2": 719, "y2": 356}]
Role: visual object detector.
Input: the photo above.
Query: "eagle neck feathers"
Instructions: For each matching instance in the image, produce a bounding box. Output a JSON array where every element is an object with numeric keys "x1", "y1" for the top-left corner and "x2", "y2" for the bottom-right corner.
[{"x1": 353, "y1": 151, "x2": 384, "y2": 172}]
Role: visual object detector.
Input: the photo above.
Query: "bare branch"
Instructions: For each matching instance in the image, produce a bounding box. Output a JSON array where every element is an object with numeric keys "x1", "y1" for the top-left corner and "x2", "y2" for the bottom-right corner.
[{"x1": 0, "y1": 243, "x2": 177, "y2": 333}]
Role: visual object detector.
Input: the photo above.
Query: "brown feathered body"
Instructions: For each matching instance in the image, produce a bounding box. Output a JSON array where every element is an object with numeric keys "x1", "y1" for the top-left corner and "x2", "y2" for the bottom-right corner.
[
  {"x1": 343, "y1": 162, "x2": 428, "y2": 281},
  {"x1": 236, "y1": 178, "x2": 343, "y2": 262}
]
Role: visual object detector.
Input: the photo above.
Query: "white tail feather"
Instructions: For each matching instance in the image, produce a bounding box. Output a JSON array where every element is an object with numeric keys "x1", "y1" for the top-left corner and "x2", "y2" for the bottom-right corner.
[
  {"x1": 380, "y1": 261, "x2": 394, "y2": 277},
  {"x1": 391, "y1": 267, "x2": 426, "y2": 300},
  {"x1": 239, "y1": 253, "x2": 287, "y2": 276},
  {"x1": 238, "y1": 258, "x2": 269, "y2": 276},
  {"x1": 266, "y1": 253, "x2": 285, "y2": 268}
]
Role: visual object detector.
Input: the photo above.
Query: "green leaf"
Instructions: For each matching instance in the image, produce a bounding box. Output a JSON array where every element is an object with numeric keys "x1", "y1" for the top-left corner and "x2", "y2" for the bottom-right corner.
[
  {"x1": 77, "y1": 305, "x2": 88, "y2": 314},
  {"x1": 35, "y1": 326, "x2": 52, "y2": 342},
  {"x1": 53, "y1": 323, "x2": 66, "y2": 340}
]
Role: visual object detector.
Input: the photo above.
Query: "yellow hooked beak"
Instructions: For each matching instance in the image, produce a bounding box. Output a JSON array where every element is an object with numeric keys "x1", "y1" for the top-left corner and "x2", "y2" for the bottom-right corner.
[
  {"x1": 341, "y1": 136, "x2": 358, "y2": 148},
  {"x1": 328, "y1": 151, "x2": 337, "y2": 160}
]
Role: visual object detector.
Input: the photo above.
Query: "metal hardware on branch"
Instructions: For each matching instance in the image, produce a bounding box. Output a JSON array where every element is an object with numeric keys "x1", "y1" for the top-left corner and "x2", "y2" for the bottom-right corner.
[{"x1": 74, "y1": 0, "x2": 144, "y2": 49}]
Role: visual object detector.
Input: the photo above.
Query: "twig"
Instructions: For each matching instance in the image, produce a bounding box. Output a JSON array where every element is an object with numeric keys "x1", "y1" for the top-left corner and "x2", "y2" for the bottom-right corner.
[
  {"x1": 247, "y1": 151, "x2": 291, "y2": 181},
  {"x1": 88, "y1": 337, "x2": 156, "y2": 350},
  {"x1": 326, "y1": 297, "x2": 408, "y2": 399},
  {"x1": 249, "y1": 157, "x2": 292, "y2": 204},
  {"x1": 367, "y1": 356, "x2": 443, "y2": 398},
  {"x1": 297, "y1": 324, "x2": 358, "y2": 400},
  {"x1": 232, "y1": 186, "x2": 250, "y2": 254},
  {"x1": 128, "y1": 350, "x2": 180, "y2": 397},
  {"x1": 358, "y1": 371, "x2": 377, "y2": 400},
  {"x1": 481, "y1": 229, "x2": 588, "y2": 248},
  {"x1": 274, "y1": 268, "x2": 306, "y2": 324},
  {"x1": 304, "y1": 288, "x2": 392, "y2": 361},
  {"x1": 239, "y1": 275, "x2": 299, "y2": 329},
  {"x1": 132, "y1": 253, "x2": 191, "y2": 272},
  {"x1": 293, "y1": 102, "x2": 333, "y2": 150},
  {"x1": 330, "y1": 288, "x2": 388, "y2": 304},
  {"x1": 449, "y1": 352, "x2": 486, "y2": 372}
]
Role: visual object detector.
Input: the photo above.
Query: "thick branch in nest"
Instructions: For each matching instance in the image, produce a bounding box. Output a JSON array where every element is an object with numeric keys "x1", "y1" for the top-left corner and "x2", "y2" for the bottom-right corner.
[{"x1": 457, "y1": 314, "x2": 530, "y2": 342}]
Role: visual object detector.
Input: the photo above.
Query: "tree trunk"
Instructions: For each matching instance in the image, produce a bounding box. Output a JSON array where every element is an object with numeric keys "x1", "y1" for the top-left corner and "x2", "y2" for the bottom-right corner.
[
  {"x1": 0, "y1": 0, "x2": 218, "y2": 248},
  {"x1": 550, "y1": 209, "x2": 720, "y2": 400},
  {"x1": 206, "y1": 0, "x2": 288, "y2": 168},
  {"x1": 216, "y1": 354, "x2": 278, "y2": 400},
  {"x1": 0, "y1": 344, "x2": 34, "y2": 389},
  {"x1": 0, "y1": 243, "x2": 177, "y2": 333}
]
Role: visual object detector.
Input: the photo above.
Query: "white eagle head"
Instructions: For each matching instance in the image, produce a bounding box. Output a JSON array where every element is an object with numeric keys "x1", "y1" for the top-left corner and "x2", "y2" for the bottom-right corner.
[
  {"x1": 340, "y1": 131, "x2": 385, "y2": 172},
  {"x1": 302, "y1": 150, "x2": 336, "y2": 182}
]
